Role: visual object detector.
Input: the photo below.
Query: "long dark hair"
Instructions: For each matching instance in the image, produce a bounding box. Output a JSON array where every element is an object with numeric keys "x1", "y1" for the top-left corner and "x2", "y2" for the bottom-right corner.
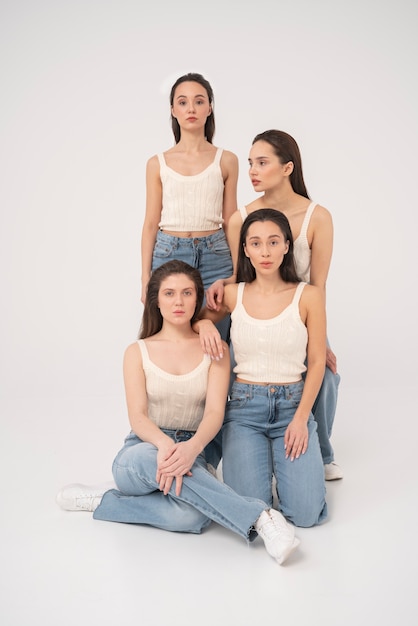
[
  {"x1": 169, "y1": 72, "x2": 215, "y2": 144},
  {"x1": 252, "y1": 130, "x2": 310, "y2": 199},
  {"x1": 237, "y1": 208, "x2": 300, "y2": 284},
  {"x1": 139, "y1": 260, "x2": 204, "y2": 339}
]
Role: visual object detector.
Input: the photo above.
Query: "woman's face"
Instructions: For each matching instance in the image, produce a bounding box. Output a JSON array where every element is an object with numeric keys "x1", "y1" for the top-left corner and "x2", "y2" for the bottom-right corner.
[
  {"x1": 248, "y1": 140, "x2": 290, "y2": 192},
  {"x1": 157, "y1": 273, "x2": 198, "y2": 325},
  {"x1": 243, "y1": 220, "x2": 289, "y2": 274},
  {"x1": 171, "y1": 81, "x2": 211, "y2": 132}
]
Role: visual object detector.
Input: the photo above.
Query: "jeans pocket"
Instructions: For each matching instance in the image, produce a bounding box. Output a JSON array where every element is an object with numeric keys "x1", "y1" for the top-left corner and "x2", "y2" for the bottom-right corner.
[
  {"x1": 153, "y1": 239, "x2": 175, "y2": 259},
  {"x1": 286, "y1": 382, "x2": 304, "y2": 407},
  {"x1": 226, "y1": 393, "x2": 249, "y2": 412},
  {"x1": 211, "y1": 238, "x2": 231, "y2": 257}
]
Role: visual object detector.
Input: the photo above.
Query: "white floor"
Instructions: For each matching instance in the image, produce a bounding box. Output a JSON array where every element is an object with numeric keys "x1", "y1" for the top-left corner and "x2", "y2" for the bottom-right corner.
[{"x1": 1, "y1": 384, "x2": 417, "y2": 626}]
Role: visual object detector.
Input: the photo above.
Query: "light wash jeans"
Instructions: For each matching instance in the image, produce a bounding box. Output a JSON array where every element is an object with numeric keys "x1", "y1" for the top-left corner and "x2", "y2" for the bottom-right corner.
[
  {"x1": 308, "y1": 366, "x2": 340, "y2": 465},
  {"x1": 152, "y1": 229, "x2": 233, "y2": 342},
  {"x1": 222, "y1": 381, "x2": 328, "y2": 528},
  {"x1": 303, "y1": 336, "x2": 341, "y2": 465},
  {"x1": 93, "y1": 429, "x2": 267, "y2": 541},
  {"x1": 212, "y1": 342, "x2": 341, "y2": 468}
]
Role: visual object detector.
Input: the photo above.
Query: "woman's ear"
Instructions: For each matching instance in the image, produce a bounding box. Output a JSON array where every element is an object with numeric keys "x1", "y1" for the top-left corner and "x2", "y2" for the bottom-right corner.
[{"x1": 284, "y1": 161, "x2": 294, "y2": 177}]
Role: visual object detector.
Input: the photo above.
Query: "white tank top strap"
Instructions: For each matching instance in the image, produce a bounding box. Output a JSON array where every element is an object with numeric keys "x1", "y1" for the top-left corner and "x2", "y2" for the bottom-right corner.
[
  {"x1": 238, "y1": 206, "x2": 248, "y2": 221},
  {"x1": 236, "y1": 282, "x2": 246, "y2": 308},
  {"x1": 292, "y1": 281, "x2": 307, "y2": 307},
  {"x1": 137, "y1": 339, "x2": 149, "y2": 363},
  {"x1": 157, "y1": 153, "x2": 166, "y2": 171},
  {"x1": 299, "y1": 202, "x2": 317, "y2": 239},
  {"x1": 213, "y1": 147, "x2": 223, "y2": 166}
]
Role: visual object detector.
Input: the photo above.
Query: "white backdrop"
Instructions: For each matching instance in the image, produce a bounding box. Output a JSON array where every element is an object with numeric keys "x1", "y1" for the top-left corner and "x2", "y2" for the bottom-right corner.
[{"x1": 1, "y1": 0, "x2": 417, "y2": 405}]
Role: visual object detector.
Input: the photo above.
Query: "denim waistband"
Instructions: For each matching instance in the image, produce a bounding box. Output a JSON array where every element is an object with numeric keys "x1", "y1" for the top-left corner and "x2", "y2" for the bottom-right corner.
[
  {"x1": 157, "y1": 229, "x2": 225, "y2": 245},
  {"x1": 124, "y1": 428, "x2": 196, "y2": 446},
  {"x1": 231, "y1": 380, "x2": 304, "y2": 398},
  {"x1": 161, "y1": 428, "x2": 196, "y2": 442}
]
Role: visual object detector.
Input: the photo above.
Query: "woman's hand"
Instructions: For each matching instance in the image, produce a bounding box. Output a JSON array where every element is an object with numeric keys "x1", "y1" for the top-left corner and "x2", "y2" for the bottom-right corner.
[
  {"x1": 205, "y1": 279, "x2": 225, "y2": 311},
  {"x1": 156, "y1": 441, "x2": 197, "y2": 496},
  {"x1": 194, "y1": 319, "x2": 224, "y2": 361},
  {"x1": 284, "y1": 419, "x2": 309, "y2": 461},
  {"x1": 326, "y1": 346, "x2": 337, "y2": 374},
  {"x1": 141, "y1": 279, "x2": 149, "y2": 305}
]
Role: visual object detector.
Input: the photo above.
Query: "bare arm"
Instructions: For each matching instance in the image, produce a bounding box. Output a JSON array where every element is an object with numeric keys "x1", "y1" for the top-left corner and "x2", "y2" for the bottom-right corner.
[
  {"x1": 206, "y1": 209, "x2": 243, "y2": 309},
  {"x1": 284, "y1": 285, "x2": 326, "y2": 460},
  {"x1": 141, "y1": 155, "x2": 162, "y2": 303},
  {"x1": 194, "y1": 284, "x2": 237, "y2": 359},
  {"x1": 309, "y1": 205, "x2": 333, "y2": 293},
  {"x1": 220, "y1": 150, "x2": 239, "y2": 228},
  {"x1": 298, "y1": 285, "x2": 327, "y2": 419},
  {"x1": 191, "y1": 346, "x2": 230, "y2": 446},
  {"x1": 309, "y1": 205, "x2": 337, "y2": 373}
]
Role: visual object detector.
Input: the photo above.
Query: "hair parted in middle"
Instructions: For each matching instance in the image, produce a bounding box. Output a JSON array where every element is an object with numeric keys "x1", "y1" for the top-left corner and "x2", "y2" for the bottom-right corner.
[
  {"x1": 169, "y1": 72, "x2": 215, "y2": 144},
  {"x1": 237, "y1": 208, "x2": 301, "y2": 284},
  {"x1": 139, "y1": 260, "x2": 205, "y2": 339}
]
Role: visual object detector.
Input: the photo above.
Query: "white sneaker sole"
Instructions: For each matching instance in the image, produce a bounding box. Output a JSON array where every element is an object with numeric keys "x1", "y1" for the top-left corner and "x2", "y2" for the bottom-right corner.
[{"x1": 275, "y1": 537, "x2": 300, "y2": 565}]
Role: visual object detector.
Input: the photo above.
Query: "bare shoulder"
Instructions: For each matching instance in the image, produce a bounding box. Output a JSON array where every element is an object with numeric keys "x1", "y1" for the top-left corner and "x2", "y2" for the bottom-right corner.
[
  {"x1": 146, "y1": 154, "x2": 160, "y2": 173},
  {"x1": 245, "y1": 199, "x2": 261, "y2": 212},
  {"x1": 124, "y1": 341, "x2": 141, "y2": 363},
  {"x1": 224, "y1": 283, "x2": 239, "y2": 310},
  {"x1": 312, "y1": 203, "x2": 333, "y2": 225},
  {"x1": 229, "y1": 209, "x2": 243, "y2": 227},
  {"x1": 301, "y1": 283, "x2": 324, "y2": 305},
  {"x1": 210, "y1": 340, "x2": 231, "y2": 370},
  {"x1": 221, "y1": 148, "x2": 238, "y2": 163},
  {"x1": 220, "y1": 149, "x2": 239, "y2": 171}
]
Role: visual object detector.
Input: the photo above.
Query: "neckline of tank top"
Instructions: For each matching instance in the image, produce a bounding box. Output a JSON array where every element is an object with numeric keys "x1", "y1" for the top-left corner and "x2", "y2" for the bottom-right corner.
[
  {"x1": 138, "y1": 339, "x2": 210, "y2": 377},
  {"x1": 240, "y1": 202, "x2": 317, "y2": 244},
  {"x1": 160, "y1": 148, "x2": 222, "y2": 178},
  {"x1": 236, "y1": 282, "x2": 306, "y2": 323}
]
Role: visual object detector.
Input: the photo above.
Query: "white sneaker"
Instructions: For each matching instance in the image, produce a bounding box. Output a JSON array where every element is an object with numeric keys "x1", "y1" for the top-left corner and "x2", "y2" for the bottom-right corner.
[
  {"x1": 56, "y1": 482, "x2": 114, "y2": 512},
  {"x1": 324, "y1": 462, "x2": 343, "y2": 481},
  {"x1": 255, "y1": 509, "x2": 300, "y2": 565}
]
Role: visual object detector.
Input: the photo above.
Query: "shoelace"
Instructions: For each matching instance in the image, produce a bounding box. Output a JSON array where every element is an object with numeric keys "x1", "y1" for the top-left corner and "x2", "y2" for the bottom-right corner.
[
  {"x1": 258, "y1": 513, "x2": 281, "y2": 540},
  {"x1": 75, "y1": 495, "x2": 100, "y2": 511}
]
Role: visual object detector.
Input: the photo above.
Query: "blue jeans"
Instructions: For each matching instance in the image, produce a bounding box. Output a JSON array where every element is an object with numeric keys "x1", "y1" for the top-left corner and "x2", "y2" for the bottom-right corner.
[
  {"x1": 218, "y1": 341, "x2": 340, "y2": 467},
  {"x1": 309, "y1": 366, "x2": 340, "y2": 465},
  {"x1": 152, "y1": 229, "x2": 233, "y2": 341},
  {"x1": 93, "y1": 430, "x2": 267, "y2": 540},
  {"x1": 303, "y1": 336, "x2": 341, "y2": 465},
  {"x1": 222, "y1": 381, "x2": 328, "y2": 528}
]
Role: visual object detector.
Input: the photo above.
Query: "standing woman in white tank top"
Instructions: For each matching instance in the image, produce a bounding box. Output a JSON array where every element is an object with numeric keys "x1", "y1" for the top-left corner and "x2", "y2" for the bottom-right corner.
[
  {"x1": 206, "y1": 130, "x2": 343, "y2": 480},
  {"x1": 140, "y1": 72, "x2": 238, "y2": 343}
]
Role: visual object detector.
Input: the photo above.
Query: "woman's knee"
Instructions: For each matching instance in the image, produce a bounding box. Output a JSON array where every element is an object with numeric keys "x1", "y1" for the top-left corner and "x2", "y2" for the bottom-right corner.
[
  {"x1": 282, "y1": 500, "x2": 328, "y2": 528},
  {"x1": 170, "y1": 506, "x2": 211, "y2": 533}
]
